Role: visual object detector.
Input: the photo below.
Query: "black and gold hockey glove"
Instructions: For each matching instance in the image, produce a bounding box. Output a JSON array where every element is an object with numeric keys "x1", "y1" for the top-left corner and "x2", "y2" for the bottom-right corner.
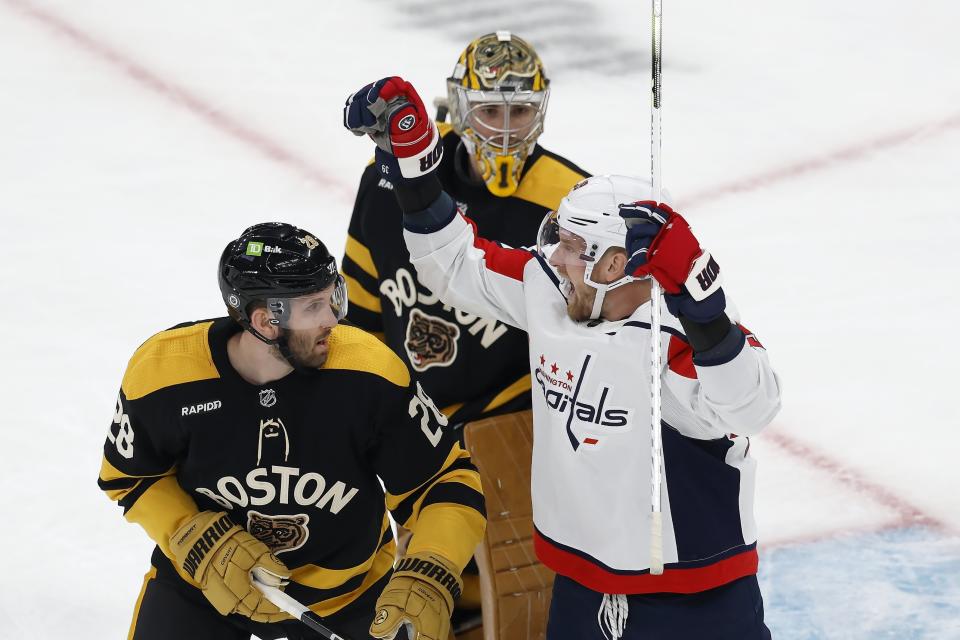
[
  {"x1": 370, "y1": 551, "x2": 462, "y2": 640},
  {"x1": 170, "y1": 511, "x2": 292, "y2": 623}
]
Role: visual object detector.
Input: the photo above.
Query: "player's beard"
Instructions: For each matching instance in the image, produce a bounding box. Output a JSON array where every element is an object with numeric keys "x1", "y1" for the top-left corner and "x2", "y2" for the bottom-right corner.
[
  {"x1": 272, "y1": 327, "x2": 332, "y2": 369},
  {"x1": 565, "y1": 284, "x2": 597, "y2": 322}
]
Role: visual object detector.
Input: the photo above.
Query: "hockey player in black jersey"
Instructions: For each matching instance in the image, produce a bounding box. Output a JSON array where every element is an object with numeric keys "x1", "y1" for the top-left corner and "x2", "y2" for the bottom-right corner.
[
  {"x1": 98, "y1": 223, "x2": 486, "y2": 640},
  {"x1": 342, "y1": 32, "x2": 589, "y2": 426}
]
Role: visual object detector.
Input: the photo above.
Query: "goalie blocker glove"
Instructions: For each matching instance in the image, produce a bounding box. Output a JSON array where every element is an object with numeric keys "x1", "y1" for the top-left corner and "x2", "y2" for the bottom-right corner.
[{"x1": 170, "y1": 511, "x2": 292, "y2": 623}]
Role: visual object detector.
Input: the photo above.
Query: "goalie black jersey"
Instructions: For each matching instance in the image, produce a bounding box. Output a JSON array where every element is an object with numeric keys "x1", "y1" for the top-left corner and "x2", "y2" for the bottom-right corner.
[
  {"x1": 342, "y1": 124, "x2": 589, "y2": 425},
  {"x1": 98, "y1": 317, "x2": 485, "y2": 617}
]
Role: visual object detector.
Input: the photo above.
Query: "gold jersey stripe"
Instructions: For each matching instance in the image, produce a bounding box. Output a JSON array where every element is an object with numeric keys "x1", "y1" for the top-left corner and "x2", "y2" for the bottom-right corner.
[
  {"x1": 99, "y1": 456, "x2": 175, "y2": 483},
  {"x1": 344, "y1": 235, "x2": 378, "y2": 279},
  {"x1": 103, "y1": 482, "x2": 140, "y2": 502},
  {"x1": 384, "y1": 443, "x2": 466, "y2": 510},
  {"x1": 394, "y1": 459, "x2": 482, "y2": 544},
  {"x1": 398, "y1": 468, "x2": 483, "y2": 531},
  {"x1": 430, "y1": 469, "x2": 484, "y2": 497},
  {"x1": 513, "y1": 156, "x2": 587, "y2": 211},
  {"x1": 441, "y1": 401, "x2": 465, "y2": 419},
  {"x1": 126, "y1": 566, "x2": 158, "y2": 640},
  {"x1": 437, "y1": 121, "x2": 454, "y2": 137},
  {"x1": 291, "y1": 514, "x2": 391, "y2": 590},
  {"x1": 343, "y1": 273, "x2": 382, "y2": 313},
  {"x1": 322, "y1": 325, "x2": 409, "y2": 387},
  {"x1": 100, "y1": 457, "x2": 141, "y2": 501},
  {"x1": 406, "y1": 502, "x2": 486, "y2": 572},
  {"x1": 122, "y1": 322, "x2": 219, "y2": 401},
  {"x1": 307, "y1": 538, "x2": 397, "y2": 617},
  {"x1": 123, "y1": 475, "x2": 200, "y2": 586},
  {"x1": 99, "y1": 457, "x2": 177, "y2": 501},
  {"x1": 384, "y1": 443, "x2": 483, "y2": 571},
  {"x1": 482, "y1": 373, "x2": 532, "y2": 414}
]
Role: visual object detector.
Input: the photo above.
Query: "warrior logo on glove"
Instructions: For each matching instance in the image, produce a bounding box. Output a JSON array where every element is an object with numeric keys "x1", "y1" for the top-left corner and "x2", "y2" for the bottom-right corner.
[
  {"x1": 394, "y1": 555, "x2": 463, "y2": 600},
  {"x1": 179, "y1": 515, "x2": 228, "y2": 576},
  {"x1": 171, "y1": 511, "x2": 291, "y2": 623}
]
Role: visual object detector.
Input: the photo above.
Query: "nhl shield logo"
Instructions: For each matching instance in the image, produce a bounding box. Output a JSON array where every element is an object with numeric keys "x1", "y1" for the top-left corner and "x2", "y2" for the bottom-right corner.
[{"x1": 259, "y1": 389, "x2": 277, "y2": 407}]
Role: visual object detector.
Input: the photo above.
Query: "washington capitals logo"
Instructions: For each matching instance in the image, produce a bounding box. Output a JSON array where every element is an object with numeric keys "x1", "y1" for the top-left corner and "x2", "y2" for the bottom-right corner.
[{"x1": 534, "y1": 352, "x2": 632, "y2": 451}]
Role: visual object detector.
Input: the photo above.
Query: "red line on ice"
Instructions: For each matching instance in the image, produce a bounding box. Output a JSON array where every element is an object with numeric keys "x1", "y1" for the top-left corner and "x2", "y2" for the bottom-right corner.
[
  {"x1": 680, "y1": 112, "x2": 960, "y2": 208},
  {"x1": 3, "y1": 0, "x2": 354, "y2": 202},
  {"x1": 763, "y1": 429, "x2": 947, "y2": 548},
  {"x1": 10, "y1": 0, "x2": 958, "y2": 213}
]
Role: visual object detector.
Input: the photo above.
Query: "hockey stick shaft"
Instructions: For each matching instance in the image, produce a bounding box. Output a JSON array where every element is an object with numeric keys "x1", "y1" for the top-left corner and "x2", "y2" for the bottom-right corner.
[
  {"x1": 649, "y1": 0, "x2": 666, "y2": 576},
  {"x1": 253, "y1": 577, "x2": 352, "y2": 640}
]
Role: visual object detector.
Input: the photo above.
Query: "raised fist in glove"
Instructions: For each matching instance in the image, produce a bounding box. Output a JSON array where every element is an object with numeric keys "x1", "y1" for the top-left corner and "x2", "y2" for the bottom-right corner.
[
  {"x1": 619, "y1": 201, "x2": 725, "y2": 323},
  {"x1": 170, "y1": 511, "x2": 292, "y2": 623},
  {"x1": 370, "y1": 551, "x2": 462, "y2": 640},
  {"x1": 343, "y1": 76, "x2": 442, "y2": 183}
]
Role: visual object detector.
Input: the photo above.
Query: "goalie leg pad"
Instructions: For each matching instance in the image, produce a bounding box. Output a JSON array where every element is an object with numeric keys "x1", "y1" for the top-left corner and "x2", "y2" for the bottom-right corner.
[{"x1": 463, "y1": 410, "x2": 553, "y2": 640}]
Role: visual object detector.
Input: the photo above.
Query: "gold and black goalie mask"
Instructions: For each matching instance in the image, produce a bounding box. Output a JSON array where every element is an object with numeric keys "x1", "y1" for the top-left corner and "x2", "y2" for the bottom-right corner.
[{"x1": 446, "y1": 31, "x2": 550, "y2": 197}]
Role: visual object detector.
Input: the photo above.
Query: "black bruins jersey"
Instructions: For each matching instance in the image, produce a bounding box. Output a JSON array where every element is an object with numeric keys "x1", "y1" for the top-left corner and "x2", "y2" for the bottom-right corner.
[
  {"x1": 343, "y1": 125, "x2": 589, "y2": 425},
  {"x1": 98, "y1": 318, "x2": 485, "y2": 617}
]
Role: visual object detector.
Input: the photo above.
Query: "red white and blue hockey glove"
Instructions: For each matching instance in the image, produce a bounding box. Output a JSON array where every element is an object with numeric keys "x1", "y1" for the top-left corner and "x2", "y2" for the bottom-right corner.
[
  {"x1": 343, "y1": 76, "x2": 442, "y2": 184},
  {"x1": 619, "y1": 201, "x2": 726, "y2": 323}
]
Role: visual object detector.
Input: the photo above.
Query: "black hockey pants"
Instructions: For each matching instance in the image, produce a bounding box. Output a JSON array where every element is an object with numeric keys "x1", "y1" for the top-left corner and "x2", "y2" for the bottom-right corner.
[
  {"x1": 127, "y1": 558, "x2": 408, "y2": 640},
  {"x1": 546, "y1": 573, "x2": 772, "y2": 640}
]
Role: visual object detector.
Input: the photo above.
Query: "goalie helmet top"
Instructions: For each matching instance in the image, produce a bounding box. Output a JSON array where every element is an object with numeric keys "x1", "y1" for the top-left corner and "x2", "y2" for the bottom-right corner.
[{"x1": 447, "y1": 31, "x2": 550, "y2": 197}]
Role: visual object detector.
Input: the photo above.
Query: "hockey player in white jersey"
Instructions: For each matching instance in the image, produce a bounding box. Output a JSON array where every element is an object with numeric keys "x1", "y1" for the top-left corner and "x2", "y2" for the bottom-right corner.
[{"x1": 344, "y1": 77, "x2": 780, "y2": 639}]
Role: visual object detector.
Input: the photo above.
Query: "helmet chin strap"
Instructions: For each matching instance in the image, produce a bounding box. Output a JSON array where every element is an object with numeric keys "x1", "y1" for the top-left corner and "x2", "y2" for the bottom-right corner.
[
  {"x1": 585, "y1": 272, "x2": 636, "y2": 321},
  {"x1": 243, "y1": 323, "x2": 316, "y2": 374},
  {"x1": 589, "y1": 286, "x2": 608, "y2": 320},
  {"x1": 244, "y1": 321, "x2": 277, "y2": 347}
]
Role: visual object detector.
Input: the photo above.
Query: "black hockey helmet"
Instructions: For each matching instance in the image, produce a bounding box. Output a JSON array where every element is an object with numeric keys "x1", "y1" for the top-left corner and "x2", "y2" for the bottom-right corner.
[{"x1": 219, "y1": 222, "x2": 347, "y2": 343}]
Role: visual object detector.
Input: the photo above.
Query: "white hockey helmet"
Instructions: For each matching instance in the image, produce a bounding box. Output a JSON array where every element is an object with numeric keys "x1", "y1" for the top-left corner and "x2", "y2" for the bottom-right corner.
[{"x1": 537, "y1": 174, "x2": 652, "y2": 319}]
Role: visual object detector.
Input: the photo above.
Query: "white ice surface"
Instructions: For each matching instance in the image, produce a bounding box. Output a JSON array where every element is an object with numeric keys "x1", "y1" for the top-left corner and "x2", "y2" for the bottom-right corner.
[{"x1": 1, "y1": 0, "x2": 958, "y2": 637}]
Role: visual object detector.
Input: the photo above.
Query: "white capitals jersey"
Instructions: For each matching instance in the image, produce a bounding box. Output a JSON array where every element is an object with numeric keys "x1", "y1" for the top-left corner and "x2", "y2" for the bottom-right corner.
[{"x1": 404, "y1": 210, "x2": 782, "y2": 595}]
